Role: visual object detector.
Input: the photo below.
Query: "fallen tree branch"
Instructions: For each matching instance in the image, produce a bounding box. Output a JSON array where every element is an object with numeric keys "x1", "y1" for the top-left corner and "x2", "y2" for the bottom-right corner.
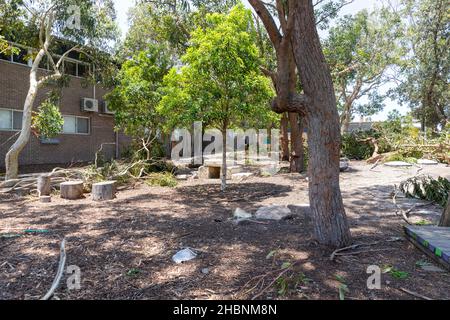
[
  {"x1": 392, "y1": 185, "x2": 412, "y2": 225},
  {"x1": 399, "y1": 287, "x2": 433, "y2": 300},
  {"x1": 330, "y1": 237, "x2": 402, "y2": 262},
  {"x1": 41, "y1": 239, "x2": 66, "y2": 300}
]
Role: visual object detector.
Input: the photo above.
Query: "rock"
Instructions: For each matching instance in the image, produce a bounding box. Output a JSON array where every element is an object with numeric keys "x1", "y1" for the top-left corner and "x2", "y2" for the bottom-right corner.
[
  {"x1": 232, "y1": 172, "x2": 253, "y2": 181},
  {"x1": 340, "y1": 159, "x2": 350, "y2": 172},
  {"x1": 255, "y1": 205, "x2": 293, "y2": 221},
  {"x1": 384, "y1": 161, "x2": 413, "y2": 167},
  {"x1": 417, "y1": 159, "x2": 439, "y2": 165},
  {"x1": 172, "y1": 248, "x2": 197, "y2": 264},
  {"x1": 198, "y1": 164, "x2": 242, "y2": 180},
  {"x1": 234, "y1": 208, "x2": 253, "y2": 220},
  {"x1": 176, "y1": 174, "x2": 190, "y2": 181},
  {"x1": 201, "y1": 268, "x2": 210, "y2": 275},
  {"x1": 198, "y1": 166, "x2": 210, "y2": 179},
  {"x1": 288, "y1": 204, "x2": 311, "y2": 222}
]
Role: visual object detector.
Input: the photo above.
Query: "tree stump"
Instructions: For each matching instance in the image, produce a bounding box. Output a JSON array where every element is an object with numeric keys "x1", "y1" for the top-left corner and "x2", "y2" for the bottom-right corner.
[
  {"x1": 60, "y1": 181, "x2": 84, "y2": 200},
  {"x1": 40, "y1": 196, "x2": 52, "y2": 203},
  {"x1": 37, "y1": 175, "x2": 51, "y2": 196},
  {"x1": 92, "y1": 181, "x2": 116, "y2": 201}
]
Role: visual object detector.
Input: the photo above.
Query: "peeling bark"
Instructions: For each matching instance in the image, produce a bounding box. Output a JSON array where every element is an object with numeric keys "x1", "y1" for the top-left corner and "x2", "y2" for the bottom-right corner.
[
  {"x1": 290, "y1": 0, "x2": 351, "y2": 247},
  {"x1": 281, "y1": 113, "x2": 290, "y2": 161}
]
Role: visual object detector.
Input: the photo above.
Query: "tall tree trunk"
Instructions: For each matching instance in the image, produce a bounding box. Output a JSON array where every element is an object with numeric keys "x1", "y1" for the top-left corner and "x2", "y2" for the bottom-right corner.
[
  {"x1": 5, "y1": 51, "x2": 44, "y2": 180},
  {"x1": 439, "y1": 194, "x2": 450, "y2": 227},
  {"x1": 289, "y1": 113, "x2": 304, "y2": 173},
  {"x1": 281, "y1": 113, "x2": 290, "y2": 161},
  {"x1": 291, "y1": 0, "x2": 351, "y2": 247}
]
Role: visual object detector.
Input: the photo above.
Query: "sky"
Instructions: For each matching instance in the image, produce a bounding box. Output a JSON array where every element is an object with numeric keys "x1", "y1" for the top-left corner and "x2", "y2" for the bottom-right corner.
[{"x1": 112, "y1": 0, "x2": 407, "y2": 121}]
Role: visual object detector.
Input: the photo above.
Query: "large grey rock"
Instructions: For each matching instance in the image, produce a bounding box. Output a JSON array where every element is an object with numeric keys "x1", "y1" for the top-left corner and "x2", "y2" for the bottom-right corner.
[
  {"x1": 234, "y1": 208, "x2": 253, "y2": 220},
  {"x1": 232, "y1": 172, "x2": 254, "y2": 181},
  {"x1": 340, "y1": 159, "x2": 350, "y2": 172},
  {"x1": 255, "y1": 205, "x2": 293, "y2": 221}
]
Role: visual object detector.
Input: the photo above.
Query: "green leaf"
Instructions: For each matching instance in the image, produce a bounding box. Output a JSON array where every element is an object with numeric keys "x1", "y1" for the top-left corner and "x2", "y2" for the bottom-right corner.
[{"x1": 281, "y1": 262, "x2": 292, "y2": 270}]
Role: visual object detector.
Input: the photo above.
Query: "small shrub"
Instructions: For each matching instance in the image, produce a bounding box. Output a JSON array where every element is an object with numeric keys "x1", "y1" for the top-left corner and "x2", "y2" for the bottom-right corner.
[{"x1": 146, "y1": 172, "x2": 178, "y2": 188}]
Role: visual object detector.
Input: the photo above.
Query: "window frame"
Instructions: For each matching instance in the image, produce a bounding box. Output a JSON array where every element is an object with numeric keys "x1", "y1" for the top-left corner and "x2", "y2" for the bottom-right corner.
[
  {"x1": 62, "y1": 115, "x2": 91, "y2": 136},
  {"x1": 0, "y1": 108, "x2": 24, "y2": 132}
]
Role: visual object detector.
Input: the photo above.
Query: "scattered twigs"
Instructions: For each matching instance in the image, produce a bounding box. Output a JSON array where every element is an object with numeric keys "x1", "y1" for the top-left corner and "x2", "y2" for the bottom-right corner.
[
  {"x1": 239, "y1": 261, "x2": 301, "y2": 300},
  {"x1": 330, "y1": 237, "x2": 402, "y2": 262},
  {"x1": 399, "y1": 287, "x2": 433, "y2": 301},
  {"x1": 41, "y1": 239, "x2": 66, "y2": 300}
]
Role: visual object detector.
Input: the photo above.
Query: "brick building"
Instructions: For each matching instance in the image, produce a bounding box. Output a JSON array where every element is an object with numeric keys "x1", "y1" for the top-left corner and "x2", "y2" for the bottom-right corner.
[{"x1": 0, "y1": 44, "x2": 132, "y2": 172}]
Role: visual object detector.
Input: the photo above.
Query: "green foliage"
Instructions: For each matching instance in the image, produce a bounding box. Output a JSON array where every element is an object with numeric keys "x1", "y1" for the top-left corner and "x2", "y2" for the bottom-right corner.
[
  {"x1": 324, "y1": 8, "x2": 402, "y2": 127},
  {"x1": 107, "y1": 44, "x2": 172, "y2": 138},
  {"x1": 393, "y1": 0, "x2": 449, "y2": 130},
  {"x1": 145, "y1": 172, "x2": 178, "y2": 188},
  {"x1": 31, "y1": 100, "x2": 64, "y2": 139},
  {"x1": 383, "y1": 153, "x2": 418, "y2": 164},
  {"x1": 335, "y1": 275, "x2": 349, "y2": 300},
  {"x1": 341, "y1": 131, "x2": 378, "y2": 160},
  {"x1": 159, "y1": 4, "x2": 275, "y2": 133},
  {"x1": 119, "y1": 0, "x2": 238, "y2": 60},
  {"x1": 382, "y1": 265, "x2": 409, "y2": 279},
  {"x1": 400, "y1": 175, "x2": 450, "y2": 207}
]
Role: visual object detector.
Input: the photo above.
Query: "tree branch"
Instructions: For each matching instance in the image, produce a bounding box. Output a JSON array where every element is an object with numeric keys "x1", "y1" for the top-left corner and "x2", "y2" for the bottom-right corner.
[{"x1": 248, "y1": 0, "x2": 283, "y2": 49}]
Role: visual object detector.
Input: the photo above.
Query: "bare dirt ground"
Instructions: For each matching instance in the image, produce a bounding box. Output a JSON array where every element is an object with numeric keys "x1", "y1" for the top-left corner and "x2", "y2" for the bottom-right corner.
[{"x1": 1, "y1": 161, "x2": 449, "y2": 300}]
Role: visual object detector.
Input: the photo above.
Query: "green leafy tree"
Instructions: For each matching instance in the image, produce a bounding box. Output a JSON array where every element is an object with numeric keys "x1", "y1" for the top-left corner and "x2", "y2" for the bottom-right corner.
[
  {"x1": 120, "y1": 0, "x2": 238, "y2": 60},
  {"x1": 2, "y1": 0, "x2": 119, "y2": 180},
  {"x1": 159, "y1": 4, "x2": 274, "y2": 191},
  {"x1": 106, "y1": 44, "x2": 173, "y2": 159},
  {"x1": 324, "y1": 9, "x2": 402, "y2": 133},
  {"x1": 394, "y1": 0, "x2": 449, "y2": 131}
]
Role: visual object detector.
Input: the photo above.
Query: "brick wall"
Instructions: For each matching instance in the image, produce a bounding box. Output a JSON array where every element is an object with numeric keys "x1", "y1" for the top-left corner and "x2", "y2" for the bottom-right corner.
[{"x1": 0, "y1": 59, "x2": 132, "y2": 170}]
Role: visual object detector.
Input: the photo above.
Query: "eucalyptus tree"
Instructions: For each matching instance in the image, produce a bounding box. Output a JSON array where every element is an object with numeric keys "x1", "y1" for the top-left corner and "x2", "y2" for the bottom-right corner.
[
  {"x1": 324, "y1": 9, "x2": 402, "y2": 133},
  {"x1": 249, "y1": 0, "x2": 353, "y2": 247},
  {"x1": 121, "y1": 0, "x2": 239, "y2": 60},
  {"x1": 2, "y1": 0, "x2": 118, "y2": 180},
  {"x1": 395, "y1": 0, "x2": 449, "y2": 131}
]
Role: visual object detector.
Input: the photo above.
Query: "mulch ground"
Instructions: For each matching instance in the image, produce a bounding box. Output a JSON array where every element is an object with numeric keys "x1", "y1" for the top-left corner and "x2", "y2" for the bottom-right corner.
[{"x1": 0, "y1": 161, "x2": 449, "y2": 300}]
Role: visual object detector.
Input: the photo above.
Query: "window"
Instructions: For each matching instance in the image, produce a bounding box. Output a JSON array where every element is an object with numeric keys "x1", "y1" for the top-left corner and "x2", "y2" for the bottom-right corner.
[
  {"x1": 62, "y1": 116, "x2": 90, "y2": 135},
  {"x1": 0, "y1": 109, "x2": 23, "y2": 131},
  {"x1": 63, "y1": 60, "x2": 77, "y2": 76},
  {"x1": 12, "y1": 48, "x2": 29, "y2": 65}
]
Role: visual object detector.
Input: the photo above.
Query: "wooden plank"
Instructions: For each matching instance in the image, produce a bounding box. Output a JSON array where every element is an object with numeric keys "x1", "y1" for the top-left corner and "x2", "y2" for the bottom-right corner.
[{"x1": 404, "y1": 226, "x2": 450, "y2": 271}]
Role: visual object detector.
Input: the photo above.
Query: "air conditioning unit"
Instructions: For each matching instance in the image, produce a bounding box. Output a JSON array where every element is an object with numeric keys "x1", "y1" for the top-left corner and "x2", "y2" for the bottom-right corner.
[
  {"x1": 81, "y1": 98, "x2": 99, "y2": 112},
  {"x1": 103, "y1": 101, "x2": 115, "y2": 115}
]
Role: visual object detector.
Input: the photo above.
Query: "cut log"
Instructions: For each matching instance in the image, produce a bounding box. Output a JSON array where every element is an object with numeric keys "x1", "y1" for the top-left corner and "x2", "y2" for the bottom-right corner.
[
  {"x1": 37, "y1": 175, "x2": 51, "y2": 196},
  {"x1": 92, "y1": 181, "x2": 116, "y2": 201},
  {"x1": 60, "y1": 181, "x2": 84, "y2": 200},
  {"x1": 40, "y1": 196, "x2": 52, "y2": 203}
]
